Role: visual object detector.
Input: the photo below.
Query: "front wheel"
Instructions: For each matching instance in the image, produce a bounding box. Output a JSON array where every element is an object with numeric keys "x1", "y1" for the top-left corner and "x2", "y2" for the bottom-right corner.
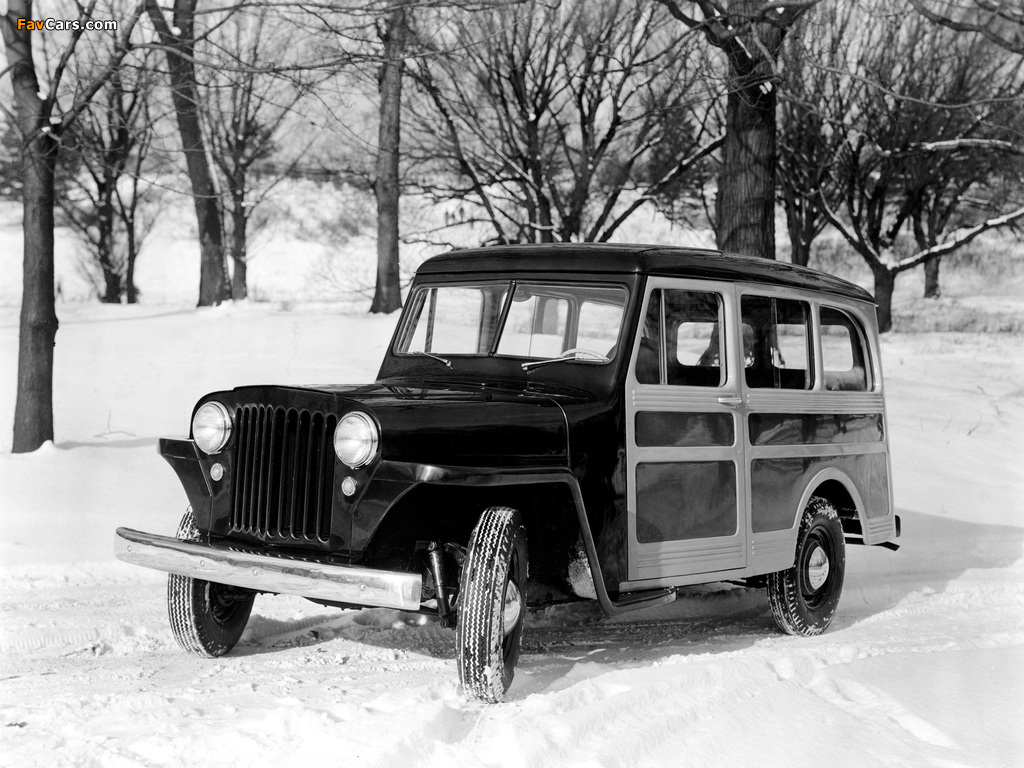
[
  {"x1": 456, "y1": 506, "x2": 528, "y2": 702},
  {"x1": 767, "y1": 497, "x2": 845, "y2": 637},
  {"x1": 166, "y1": 509, "x2": 255, "y2": 657}
]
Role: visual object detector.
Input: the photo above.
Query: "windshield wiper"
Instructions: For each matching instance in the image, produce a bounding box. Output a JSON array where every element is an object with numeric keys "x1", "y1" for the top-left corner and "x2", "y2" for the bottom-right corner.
[
  {"x1": 411, "y1": 351, "x2": 452, "y2": 368},
  {"x1": 521, "y1": 348, "x2": 609, "y2": 371}
]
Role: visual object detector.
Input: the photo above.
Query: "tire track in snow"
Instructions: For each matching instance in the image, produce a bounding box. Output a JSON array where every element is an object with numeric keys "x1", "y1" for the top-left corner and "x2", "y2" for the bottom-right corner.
[
  {"x1": 0, "y1": 627, "x2": 101, "y2": 654},
  {"x1": 809, "y1": 675, "x2": 958, "y2": 750}
]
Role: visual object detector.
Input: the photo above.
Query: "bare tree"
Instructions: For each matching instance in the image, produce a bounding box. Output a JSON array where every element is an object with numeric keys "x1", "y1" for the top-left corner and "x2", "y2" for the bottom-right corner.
[
  {"x1": 1, "y1": 0, "x2": 144, "y2": 453},
  {"x1": 303, "y1": 1, "x2": 532, "y2": 312},
  {"x1": 201, "y1": 5, "x2": 320, "y2": 300},
  {"x1": 370, "y1": 0, "x2": 407, "y2": 313},
  {"x1": 656, "y1": 0, "x2": 820, "y2": 259},
  {"x1": 407, "y1": 0, "x2": 723, "y2": 245},
  {"x1": 776, "y1": 2, "x2": 853, "y2": 266},
  {"x1": 60, "y1": 51, "x2": 159, "y2": 303},
  {"x1": 807, "y1": 3, "x2": 1024, "y2": 330},
  {"x1": 295, "y1": 0, "x2": 421, "y2": 313},
  {"x1": 145, "y1": 0, "x2": 230, "y2": 306},
  {"x1": 900, "y1": 65, "x2": 1024, "y2": 298}
]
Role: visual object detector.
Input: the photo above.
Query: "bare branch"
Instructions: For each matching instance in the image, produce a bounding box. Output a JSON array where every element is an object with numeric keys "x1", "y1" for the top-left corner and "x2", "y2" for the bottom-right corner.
[
  {"x1": 894, "y1": 204, "x2": 1024, "y2": 271},
  {"x1": 909, "y1": 0, "x2": 1024, "y2": 55}
]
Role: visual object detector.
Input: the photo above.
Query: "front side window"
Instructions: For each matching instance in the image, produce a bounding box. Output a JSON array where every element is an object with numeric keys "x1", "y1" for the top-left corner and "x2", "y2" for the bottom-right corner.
[
  {"x1": 635, "y1": 288, "x2": 725, "y2": 387},
  {"x1": 397, "y1": 281, "x2": 627, "y2": 362},
  {"x1": 741, "y1": 295, "x2": 812, "y2": 390}
]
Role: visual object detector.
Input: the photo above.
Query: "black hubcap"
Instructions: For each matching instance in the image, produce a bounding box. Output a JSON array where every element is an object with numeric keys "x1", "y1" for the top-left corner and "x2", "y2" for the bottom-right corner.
[
  {"x1": 500, "y1": 551, "x2": 522, "y2": 662},
  {"x1": 208, "y1": 583, "x2": 247, "y2": 626},
  {"x1": 800, "y1": 528, "x2": 834, "y2": 609}
]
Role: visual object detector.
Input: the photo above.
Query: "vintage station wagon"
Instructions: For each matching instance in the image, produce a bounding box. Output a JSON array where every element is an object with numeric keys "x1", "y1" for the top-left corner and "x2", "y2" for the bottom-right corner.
[{"x1": 116, "y1": 245, "x2": 900, "y2": 701}]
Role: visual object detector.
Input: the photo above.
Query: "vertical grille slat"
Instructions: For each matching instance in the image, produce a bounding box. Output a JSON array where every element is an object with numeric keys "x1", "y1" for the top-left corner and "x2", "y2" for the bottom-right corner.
[
  {"x1": 230, "y1": 404, "x2": 335, "y2": 544},
  {"x1": 274, "y1": 409, "x2": 291, "y2": 537},
  {"x1": 253, "y1": 406, "x2": 264, "y2": 533},
  {"x1": 231, "y1": 407, "x2": 246, "y2": 529},
  {"x1": 267, "y1": 407, "x2": 284, "y2": 536},
  {"x1": 255, "y1": 406, "x2": 270, "y2": 533},
  {"x1": 311, "y1": 413, "x2": 325, "y2": 541},
  {"x1": 321, "y1": 415, "x2": 337, "y2": 539},
  {"x1": 287, "y1": 409, "x2": 302, "y2": 537},
  {"x1": 240, "y1": 407, "x2": 257, "y2": 532},
  {"x1": 303, "y1": 416, "x2": 316, "y2": 541}
]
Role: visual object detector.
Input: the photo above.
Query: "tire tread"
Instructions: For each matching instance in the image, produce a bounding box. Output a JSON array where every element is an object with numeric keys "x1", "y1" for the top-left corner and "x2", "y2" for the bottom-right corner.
[
  {"x1": 456, "y1": 506, "x2": 526, "y2": 702},
  {"x1": 166, "y1": 508, "x2": 253, "y2": 657},
  {"x1": 767, "y1": 497, "x2": 845, "y2": 637}
]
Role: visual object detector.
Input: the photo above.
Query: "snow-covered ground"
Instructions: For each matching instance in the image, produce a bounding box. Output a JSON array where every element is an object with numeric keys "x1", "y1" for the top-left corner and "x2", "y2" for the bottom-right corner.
[
  {"x1": 1, "y1": 199, "x2": 1022, "y2": 766},
  {"x1": 1, "y1": 303, "x2": 1021, "y2": 768}
]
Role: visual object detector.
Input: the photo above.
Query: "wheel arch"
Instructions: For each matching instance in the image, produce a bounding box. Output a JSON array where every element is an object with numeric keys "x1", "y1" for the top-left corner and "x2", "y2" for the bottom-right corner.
[
  {"x1": 361, "y1": 464, "x2": 673, "y2": 614},
  {"x1": 797, "y1": 468, "x2": 866, "y2": 532},
  {"x1": 362, "y1": 472, "x2": 585, "y2": 602}
]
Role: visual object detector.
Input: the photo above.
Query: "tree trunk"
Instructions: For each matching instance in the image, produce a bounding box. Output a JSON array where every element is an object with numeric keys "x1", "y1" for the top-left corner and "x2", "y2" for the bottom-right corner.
[
  {"x1": 124, "y1": 184, "x2": 141, "y2": 307},
  {"x1": 785, "y1": 203, "x2": 813, "y2": 267},
  {"x1": 230, "y1": 203, "x2": 248, "y2": 300},
  {"x1": 717, "y1": 77, "x2": 777, "y2": 259},
  {"x1": 126, "y1": 222, "x2": 139, "y2": 304},
  {"x1": 871, "y1": 264, "x2": 896, "y2": 333},
  {"x1": 923, "y1": 256, "x2": 941, "y2": 299},
  {"x1": 715, "y1": 4, "x2": 783, "y2": 261},
  {"x1": 13, "y1": 133, "x2": 59, "y2": 452},
  {"x1": 371, "y1": 4, "x2": 408, "y2": 315},
  {"x1": 98, "y1": 187, "x2": 121, "y2": 303},
  {"x1": 146, "y1": 0, "x2": 228, "y2": 307}
]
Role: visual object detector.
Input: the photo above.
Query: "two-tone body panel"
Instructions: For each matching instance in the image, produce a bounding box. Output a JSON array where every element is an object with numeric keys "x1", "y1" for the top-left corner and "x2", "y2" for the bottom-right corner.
[{"x1": 620, "y1": 274, "x2": 895, "y2": 592}]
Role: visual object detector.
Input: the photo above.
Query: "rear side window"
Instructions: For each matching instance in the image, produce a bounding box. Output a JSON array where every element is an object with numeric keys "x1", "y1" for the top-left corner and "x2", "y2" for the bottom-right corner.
[
  {"x1": 821, "y1": 307, "x2": 870, "y2": 391},
  {"x1": 635, "y1": 289, "x2": 725, "y2": 387},
  {"x1": 741, "y1": 295, "x2": 812, "y2": 390}
]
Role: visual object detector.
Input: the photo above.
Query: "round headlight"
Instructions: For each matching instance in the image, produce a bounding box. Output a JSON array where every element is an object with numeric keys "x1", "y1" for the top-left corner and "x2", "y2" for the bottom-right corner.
[
  {"x1": 192, "y1": 401, "x2": 232, "y2": 454},
  {"x1": 334, "y1": 411, "x2": 379, "y2": 468}
]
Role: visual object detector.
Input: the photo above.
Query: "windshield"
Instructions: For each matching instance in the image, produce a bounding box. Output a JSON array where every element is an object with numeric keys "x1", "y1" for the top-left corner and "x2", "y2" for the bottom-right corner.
[{"x1": 395, "y1": 281, "x2": 628, "y2": 363}]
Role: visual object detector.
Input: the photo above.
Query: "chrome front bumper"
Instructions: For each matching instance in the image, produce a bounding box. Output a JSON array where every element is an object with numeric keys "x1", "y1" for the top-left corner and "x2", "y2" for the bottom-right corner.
[{"x1": 114, "y1": 527, "x2": 422, "y2": 611}]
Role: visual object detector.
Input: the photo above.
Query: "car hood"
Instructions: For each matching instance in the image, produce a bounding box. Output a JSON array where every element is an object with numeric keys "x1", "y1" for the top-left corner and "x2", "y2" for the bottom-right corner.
[{"x1": 222, "y1": 381, "x2": 574, "y2": 467}]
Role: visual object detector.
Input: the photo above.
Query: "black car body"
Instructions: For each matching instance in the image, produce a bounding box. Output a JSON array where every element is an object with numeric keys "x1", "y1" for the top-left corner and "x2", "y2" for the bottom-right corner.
[{"x1": 117, "y1": 244, "x2": 899, "y2": 700}]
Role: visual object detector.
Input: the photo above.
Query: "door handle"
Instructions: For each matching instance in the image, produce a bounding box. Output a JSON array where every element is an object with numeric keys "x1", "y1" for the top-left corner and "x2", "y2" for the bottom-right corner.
[{"x1": 717, "y1": 396, "x2": 742, "y2": 407}]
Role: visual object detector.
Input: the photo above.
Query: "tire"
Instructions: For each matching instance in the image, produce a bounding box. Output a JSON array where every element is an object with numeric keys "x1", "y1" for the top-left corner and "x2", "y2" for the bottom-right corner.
[
  {"x1": 456, "y1": 506, "x2": 528, "y2": 702},
  {"x1": 767, "y1": 497, "x2": 845, "y2": 637},
  {"x1": 167, "y1": 508, "x2": 255, "y2": 657}
]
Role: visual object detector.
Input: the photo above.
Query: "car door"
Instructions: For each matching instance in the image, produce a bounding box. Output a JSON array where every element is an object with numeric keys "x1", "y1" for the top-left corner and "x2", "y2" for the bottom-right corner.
[{"x1": 624, "y1": 278, "x2": 747, "y2": 585}]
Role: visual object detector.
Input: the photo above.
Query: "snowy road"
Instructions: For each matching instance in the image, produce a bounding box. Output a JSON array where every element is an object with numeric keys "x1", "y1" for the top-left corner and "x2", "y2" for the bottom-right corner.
[{"x1": 1, "y1": 307, "x2": 1022, "y2": 768}]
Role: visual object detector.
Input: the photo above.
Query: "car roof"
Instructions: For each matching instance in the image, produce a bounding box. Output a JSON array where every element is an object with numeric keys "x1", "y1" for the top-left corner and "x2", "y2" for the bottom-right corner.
[{"x1": 416, "y1": 244, "x2": 875, "y2": 304}]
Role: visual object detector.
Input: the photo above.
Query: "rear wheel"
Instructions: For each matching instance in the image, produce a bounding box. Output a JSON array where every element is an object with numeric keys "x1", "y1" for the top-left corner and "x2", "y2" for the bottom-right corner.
[
  {"x1": 167, "y1": 509, "x2": 255, "y2": 657},
  {"x1": 767, "y1": 497, "x2": 845, "y2": 636},
  {"x1": 456, "y1": 506, "x2": 528, "y2": 702}
]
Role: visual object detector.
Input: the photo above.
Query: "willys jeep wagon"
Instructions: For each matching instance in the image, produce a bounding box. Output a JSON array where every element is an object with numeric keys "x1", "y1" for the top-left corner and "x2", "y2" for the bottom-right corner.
[{"x1": 116, "y1": 244, "x2": 900, "y2": 701}]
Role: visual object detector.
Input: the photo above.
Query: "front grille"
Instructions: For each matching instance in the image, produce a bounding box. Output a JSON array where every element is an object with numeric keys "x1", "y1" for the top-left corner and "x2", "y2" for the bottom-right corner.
[{"x1": 230, "y1": 405, "x2": 337, "y2": 543}]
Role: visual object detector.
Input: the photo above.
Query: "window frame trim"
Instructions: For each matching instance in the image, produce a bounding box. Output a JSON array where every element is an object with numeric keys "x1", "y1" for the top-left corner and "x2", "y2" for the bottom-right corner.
[
  {"x1": 630, "y1": 278, "x2": 736, "y2": 390},
  {"x1": 818, "y1": 303, "x2": 874, "y2": 392},
  {"x1": 738, "y1": 289, "x2": 816, "y2": 392}
]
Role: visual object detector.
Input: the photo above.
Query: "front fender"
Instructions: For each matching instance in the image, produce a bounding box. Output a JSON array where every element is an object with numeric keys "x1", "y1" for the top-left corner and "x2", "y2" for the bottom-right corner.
[
  {"x1": 356, "y1": 461, "x2": 672, "y2": 616},
  {"x1": 159, "y1": 438, "x2": 214, "y2": 529}
]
